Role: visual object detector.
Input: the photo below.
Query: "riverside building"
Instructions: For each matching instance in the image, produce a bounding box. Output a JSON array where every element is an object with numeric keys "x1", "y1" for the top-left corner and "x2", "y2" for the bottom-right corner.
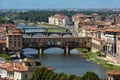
[
  {"x1": 49, "y1": 14, "x2": 69, "y2": 27},
  {"x1": 0, "y1": 24, "x2": 22, "y2": 52}
]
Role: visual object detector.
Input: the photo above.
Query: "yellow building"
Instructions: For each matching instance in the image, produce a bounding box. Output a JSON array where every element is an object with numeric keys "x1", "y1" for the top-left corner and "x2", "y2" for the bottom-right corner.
[
  {"x1": 6, "y1": 29, "x2": 22, "y2": 52},
  {"x1": 0, "y1": 24, "x2": 23, "y2": 52}
]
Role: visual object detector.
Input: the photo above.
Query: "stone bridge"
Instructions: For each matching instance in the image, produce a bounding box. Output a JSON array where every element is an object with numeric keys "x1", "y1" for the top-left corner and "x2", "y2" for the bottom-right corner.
[
  {"x1": 23, "y1": 37, "x2": 92, "y2": 56},
  {"x1": 22, "y1": 32, "x2": 73, "y2": 38}
]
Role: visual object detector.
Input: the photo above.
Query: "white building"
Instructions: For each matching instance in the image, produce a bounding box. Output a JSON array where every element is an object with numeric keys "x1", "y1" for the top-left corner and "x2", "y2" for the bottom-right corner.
[
  {"x1": 49, "y1": 14, "x2": 69, "y2": 27},
  {"x1": 0, "y1": 60, "x2": 41, "y2": 80}
]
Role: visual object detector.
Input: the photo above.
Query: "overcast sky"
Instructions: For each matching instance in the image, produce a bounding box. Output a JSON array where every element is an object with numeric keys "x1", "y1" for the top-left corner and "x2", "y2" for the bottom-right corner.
[{"x1": 0, "y1": 0, "x2": 120, "y2": 9}]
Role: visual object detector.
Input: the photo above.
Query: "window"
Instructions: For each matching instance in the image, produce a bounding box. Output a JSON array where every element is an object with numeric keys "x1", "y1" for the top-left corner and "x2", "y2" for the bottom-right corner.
[
  {"x1": 9, "y1": 35, "x2": 12, "y2": 37},
  {"x1": 9, "y1": 38, "x2": 11, "y2": 40},
  {"x1": 14, "y1": 41, "x2": 16, "y2": 47},
  {"x1": 18, "y1": 37, "x2": 20, "y2": 40},
  {"x1": 9, "y1": 41, "x2": 11, "y2": 43},
  {"x1": 18, "y1": 41, "x2": 20, "y2": 47},
  {"x1": 25, "y1": 75, "x2": 28, "y2": 79}
]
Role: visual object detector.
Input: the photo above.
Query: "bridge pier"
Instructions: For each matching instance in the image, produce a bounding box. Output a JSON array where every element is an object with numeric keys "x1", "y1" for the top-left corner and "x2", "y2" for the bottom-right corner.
[
  {"x1": 38, "y1": 47, "x2": 43, "y2": 56},
  {"x1": 60, "y1": 33, "x2": 63, "y2": 37},
  {"x1": 30, "y1": 34, "x2": 33, "y2": 37},
  {"x1": 23, "y1": 29, "x2": 25, "y2": 33},
  {"x1": 46, "y1": 34, "x2": 48, "y2": 38},
  {"x1": 64, "y1": 46, "x2": 70, "y2": 56}
]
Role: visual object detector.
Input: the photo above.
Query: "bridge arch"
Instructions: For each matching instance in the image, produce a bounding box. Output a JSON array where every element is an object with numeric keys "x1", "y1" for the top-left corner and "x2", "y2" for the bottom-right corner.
[
  {"x1": 22, "y1": 48, "x2": 38, "y2": 55},
  {"x1": 22, "y1": 34, "x2": 30, "y2": 38},
  {"x1": 44, "y1": 47, "x2": 64, "y2": 54},
  {"x1": 32, "y1": 33, "x2": 46, "y2": 38},
  {"x1": 48, "y1": 34, "x2": 61, "y2": 38},
  {"x1": 22, "y1": 47, "x2": 81, "y2": 56},
  {"x1": 63, "y1": 34, "x2": 72, "y2": 37}
]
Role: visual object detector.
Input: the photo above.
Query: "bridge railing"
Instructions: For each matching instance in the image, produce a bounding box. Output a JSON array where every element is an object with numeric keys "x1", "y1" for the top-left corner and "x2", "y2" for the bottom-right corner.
[{"x1": 22, "y1": 37, "x2": 92, "y2": 48}]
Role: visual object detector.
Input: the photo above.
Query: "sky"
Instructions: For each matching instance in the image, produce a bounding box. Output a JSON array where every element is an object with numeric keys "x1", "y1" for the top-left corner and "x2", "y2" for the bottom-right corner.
[{"x1": 0, "y1": 0, "x2": 120, "y2": 9}]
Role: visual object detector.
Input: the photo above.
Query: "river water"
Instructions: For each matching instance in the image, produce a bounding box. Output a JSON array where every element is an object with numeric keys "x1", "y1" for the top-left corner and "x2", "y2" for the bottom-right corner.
[{"x1": 17, "y1": 24, "x2": 107, "y2": 79}]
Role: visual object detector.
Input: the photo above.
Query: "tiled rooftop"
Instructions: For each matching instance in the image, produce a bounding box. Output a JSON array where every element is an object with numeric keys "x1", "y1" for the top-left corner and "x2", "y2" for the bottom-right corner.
[
  {"x1": 104, "y1": 27, "x2": 120, "y2": 32},
  {"x1": 107, "y1": 70, "x2": 120, "y2": 76},
  {"x1": 0, "y1": 60, "x2": 41, "y2": 72},
  {"x1": 53, "y1": 14, "x2": 68, "y2": 19}
]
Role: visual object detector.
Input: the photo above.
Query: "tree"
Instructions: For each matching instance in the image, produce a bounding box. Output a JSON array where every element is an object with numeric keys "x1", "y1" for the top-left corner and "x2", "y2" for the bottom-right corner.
[
  {"x1": 0, "y1": 54, "x2": 12, "y2": 61},
  {"x1": 81, "y1": 72, "x2": 99, "y2": 80},
  {"x1": 68, "y1": 74, "x2": 76, "y2": 80},
  {"x1": 0, "y1": 17, "x2": 14, "y2": 24},
  {"x1": 30, "y1": 67, "x2": 99, "y2": 80}
]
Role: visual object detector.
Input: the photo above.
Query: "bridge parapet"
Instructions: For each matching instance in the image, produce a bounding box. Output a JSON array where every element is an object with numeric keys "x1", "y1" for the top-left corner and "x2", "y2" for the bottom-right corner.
[
  {"x1": 23, "y1": 37, "x2": 92, "y2": 48},
  {"x1": 22, "y1": 37, "x2": 91, "y2": 56},
  {"x1": 22, "y1": 32, "x2": 72, "y2": 38}
]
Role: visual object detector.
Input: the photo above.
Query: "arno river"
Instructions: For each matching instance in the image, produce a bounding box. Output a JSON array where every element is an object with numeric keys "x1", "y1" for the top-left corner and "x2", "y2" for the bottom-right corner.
[{"x1": 17, "y1": 24, "x2": 107, "y2": 79}]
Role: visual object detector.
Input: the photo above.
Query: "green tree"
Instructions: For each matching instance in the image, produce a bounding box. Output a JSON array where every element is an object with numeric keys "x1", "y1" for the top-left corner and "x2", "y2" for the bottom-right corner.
[
  {"x1": 0, "y1": 17, "x2": 14, "y2": 24},
  {"x1": 0, "y1": 54, "x2": 12, "y2": 61},
  {"x1": 68, "y1": 74, "x2": 76, "y2": 80},
  {"x1": 30, "y1": 67, "x2": 99, "y2": 80},
  {"x1": 81, "y1": 72, "x2": 99, "y2": 80}
]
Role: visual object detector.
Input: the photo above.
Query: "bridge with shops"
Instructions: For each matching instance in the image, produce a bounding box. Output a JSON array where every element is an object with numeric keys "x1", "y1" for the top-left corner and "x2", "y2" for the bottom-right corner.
[
  {"x1": 17, "y1": 26, "x2": 92, "y2": 56},
  {"x1": 23, "y1": 37, "x2": 92, "y2": 56},
  {"x1": 22, "y1": 32, "x2": 72, "y2": 38}
]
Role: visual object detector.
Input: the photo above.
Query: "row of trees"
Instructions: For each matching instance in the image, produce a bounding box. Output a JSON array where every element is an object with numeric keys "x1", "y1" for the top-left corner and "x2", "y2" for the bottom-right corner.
[
  {"x1": 0, "y1": 54, "x2": 12, "y2": 61},
  {"x1": 30, "y1": 67, "x2": 99, "y2": 80},
  {"x1": 0, "y1": 17, "x2": 14, "y2": 24},
  {"x1": 0, "y1": 10, "x2": 113, "y2": 23}
]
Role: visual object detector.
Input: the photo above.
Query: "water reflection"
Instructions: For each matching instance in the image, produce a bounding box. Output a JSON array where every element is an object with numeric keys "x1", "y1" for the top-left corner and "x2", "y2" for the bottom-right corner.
[
  {"x1": 33, "y1": 33, "x2": 46, "y2": 38},
  {"x1": 25, "y1": 29, "x2": 46, "y2": 33},
  {"x1": 23, "y1": 48, "x2": 107, "y2": 79}
]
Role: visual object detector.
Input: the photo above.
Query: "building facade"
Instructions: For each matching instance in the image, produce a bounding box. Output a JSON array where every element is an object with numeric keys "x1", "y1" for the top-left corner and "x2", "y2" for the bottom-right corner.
[
  {"x1": 6, "y1": 29, "x2": 22, "y2": 52},
  {"x1": 72, "y1": 13, "x2": 101, "y2": 33},
  {"x1": 49, "y1": 14, "x2": 69, "y2": 27},
  {"x1": 0, "y1": 60, "x2": 41, "y2": 80},
  {"x1": 113, "y1": 13, "x2": 120, "y2": 25},
  {"x1": 0, "y1": 24, "x2": 23, "y2": 52},
  {"x1": 107, "y1": 71, "x2": 120, "y2": 80}
]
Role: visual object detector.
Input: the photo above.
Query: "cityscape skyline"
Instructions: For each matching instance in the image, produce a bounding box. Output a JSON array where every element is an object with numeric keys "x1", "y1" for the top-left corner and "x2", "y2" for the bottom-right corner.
[{"x1": 0, "y1": 0, "x2": 120, "y2": 9}]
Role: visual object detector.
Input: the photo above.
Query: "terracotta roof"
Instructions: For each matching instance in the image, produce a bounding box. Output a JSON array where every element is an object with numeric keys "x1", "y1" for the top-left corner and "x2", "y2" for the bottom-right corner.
[
  {"x1": 91, "y1": 13, "x2": 99, "y2": 16},
  {"x1": 0, "y1": 63, "x2": 12, "y2": 70},
  {"x1": 90, "y1": 27, "x2": 98, "y2": 31},
  {"x1": 6, "y1": 29, "x2": 22, "y2": 35},
  {"x1": 0, "y1": 40, "x2": 6, "y2": 44},
  {"x1": 54, "y1": 14, "x2": 68, "y2": 19},
  {"x1": 94, "y1": 21, "x2": 105, "y2": 26},
  {"x1": 0, "y1": 24, "x2": 16, "y2": 28},
  {"x1": 14, "y1": 62, "x2": 28, "y2": 71},
  {"x1": 0, "y1": 62, "x2": 26, "y2": 72},
  {"x1": 0, "y1": 60, "x2": 41, "y2": 72},
  {"x1": 105, "y1": 27, "x2": 120, "y2": 32},
  {"x1": 73, "y1": 14, "x2": 93, "y2": 21},
  {"x1": 0, "y1": 30, "x2": 5, "y2": 33},
  {"x1": 107, "y1": 71, "x2": 120, "y2": 76},
  {"x1": 7, "y1": 66, "x2": 14, "y2": 72}
]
